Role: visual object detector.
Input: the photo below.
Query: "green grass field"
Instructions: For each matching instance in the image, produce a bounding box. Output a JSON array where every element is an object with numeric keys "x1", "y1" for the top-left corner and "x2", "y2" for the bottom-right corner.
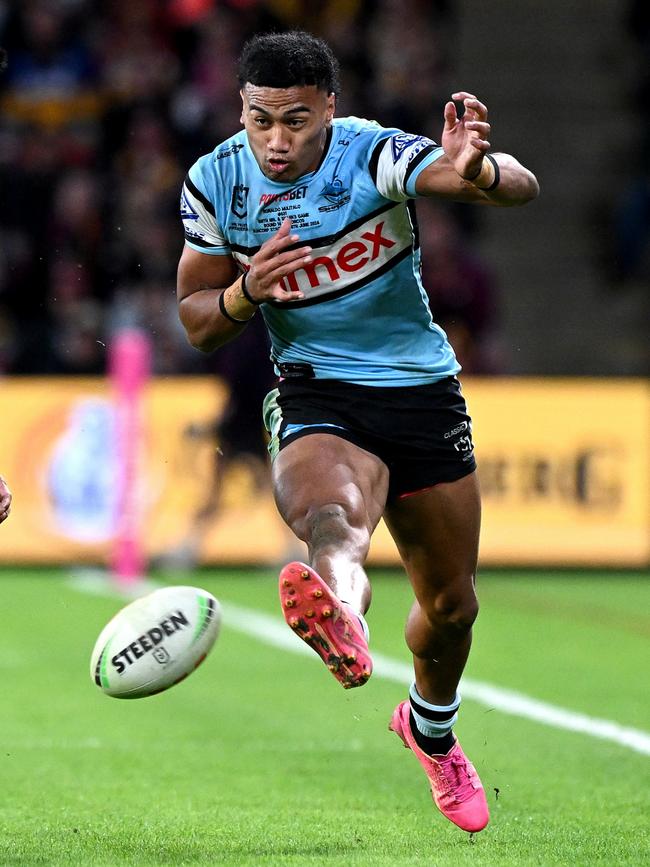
[{"x1": 1, "y1": 567, "x2": 649, "y2": 866}]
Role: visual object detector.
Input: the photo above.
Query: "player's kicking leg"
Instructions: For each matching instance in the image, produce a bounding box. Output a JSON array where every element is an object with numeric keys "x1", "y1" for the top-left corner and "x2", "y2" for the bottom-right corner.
[
  {"x1": 384, "y1": 471, "x2": 489, "y2": 832},
  {"x1": 279, "y1": 561, "x2": 372, "y2": 688},
  {"x1": 272, "y1": 433, "x2": 388, "y2": 688}
]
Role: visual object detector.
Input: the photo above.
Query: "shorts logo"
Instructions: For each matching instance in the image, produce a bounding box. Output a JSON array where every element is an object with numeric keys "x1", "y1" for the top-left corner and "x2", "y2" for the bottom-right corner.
[
  {"x1": 445, "y1": 421, "x2": 474, "y2": 460},
  {"x1": 231, "y1": 184, "x2": 249, "y2": 218},
  {"x1": 444, "y1": 422, "x2": 468, "y2": 439}
]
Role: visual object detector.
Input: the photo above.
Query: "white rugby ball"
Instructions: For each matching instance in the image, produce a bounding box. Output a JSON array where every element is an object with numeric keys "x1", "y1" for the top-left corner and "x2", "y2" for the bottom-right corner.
[{"x1": 90, "y1": 585, "x2": 221, "y2": 699}]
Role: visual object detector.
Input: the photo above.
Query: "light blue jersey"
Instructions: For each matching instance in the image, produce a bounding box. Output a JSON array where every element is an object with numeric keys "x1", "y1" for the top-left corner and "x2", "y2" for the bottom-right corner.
[{"x1": 180, "y1": 116, "x2": 460, "y2": 386}]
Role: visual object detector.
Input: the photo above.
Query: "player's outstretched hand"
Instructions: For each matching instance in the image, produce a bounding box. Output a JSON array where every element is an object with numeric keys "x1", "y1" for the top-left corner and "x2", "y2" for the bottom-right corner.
[
  {"x1": 246, "y1": 218, "x2": 312, "y2": 303},
  {"x1": 0, "y1": 475, "x2": 12, "y2": 524},
  {"x1": 442, "y1": 92, "x2": 492, "y2": 181}
]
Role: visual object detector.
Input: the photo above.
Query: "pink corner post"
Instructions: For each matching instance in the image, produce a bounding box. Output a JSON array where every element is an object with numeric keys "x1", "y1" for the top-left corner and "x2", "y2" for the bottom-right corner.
[{"x1": 108, "y1": 328, "x2": 152, "y2": 586}]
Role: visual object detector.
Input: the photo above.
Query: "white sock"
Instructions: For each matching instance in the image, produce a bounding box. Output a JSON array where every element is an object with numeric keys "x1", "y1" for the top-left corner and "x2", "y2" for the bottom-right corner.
[{"x1": 409, "y1": 682, "x2": 460, "y2": 738}]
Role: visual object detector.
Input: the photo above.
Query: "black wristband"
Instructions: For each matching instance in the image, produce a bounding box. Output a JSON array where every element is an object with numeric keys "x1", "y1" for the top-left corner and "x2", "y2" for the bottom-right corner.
[
  {"x1": 218, "y1": 290, "x2": 254, "y2": 324},
  {"x1": 483, "y1": 154, "x2": 500, "y2": 191},
  {"x1": 240, "y1": 272, "x2": 261, "y2": 306}
]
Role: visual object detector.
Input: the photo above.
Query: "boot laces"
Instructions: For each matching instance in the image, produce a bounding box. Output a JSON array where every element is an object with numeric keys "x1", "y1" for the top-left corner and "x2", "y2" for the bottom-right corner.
[{"x1": 433, "y1": 751, "x2": 476, "y2": 802}]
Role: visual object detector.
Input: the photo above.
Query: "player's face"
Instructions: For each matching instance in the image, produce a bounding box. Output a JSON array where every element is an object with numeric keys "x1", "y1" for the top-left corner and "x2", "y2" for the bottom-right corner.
[{"x1": 240, "y1": 84, "x2": 335, "y2": 182}]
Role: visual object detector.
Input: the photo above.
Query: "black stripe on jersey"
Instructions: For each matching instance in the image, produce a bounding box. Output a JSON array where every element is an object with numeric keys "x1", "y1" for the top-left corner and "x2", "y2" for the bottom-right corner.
[
  {"x1": 403, "y1": 144, "x2": 437, "y2": 187},
  {"x1": 229, "y1": 201, "x2": 398, "y2": 256},
  {"x1": 184, "y1": 231, "x2": 219, "y2": 249},
  {"x1": 184, "y1": 174, "x2": 216, "y2": 217},
  {"x1": 406, "y1": 200, "x2": 420, "y2": 251},
  {"x1": 267, "y1": 244, "x2": 413, "y2": 309},
  {"x1": 368, "y1": 138, "x2": 386, "y2": 185}
]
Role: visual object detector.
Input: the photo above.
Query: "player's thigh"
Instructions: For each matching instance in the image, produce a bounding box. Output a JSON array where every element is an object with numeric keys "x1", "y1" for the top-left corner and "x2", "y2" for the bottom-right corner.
[
  {"x1": 272, "y1": 433, "x2": 389, "y2": 538},
  {"x1": 383, "y1": 471, "x2": 481, "y2": 602}
]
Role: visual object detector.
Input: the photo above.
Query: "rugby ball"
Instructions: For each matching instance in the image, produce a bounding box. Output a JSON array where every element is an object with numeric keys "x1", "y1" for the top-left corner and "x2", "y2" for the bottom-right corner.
[{"x1": 90, "y1": 585, "x2": 221, "y2": 698}]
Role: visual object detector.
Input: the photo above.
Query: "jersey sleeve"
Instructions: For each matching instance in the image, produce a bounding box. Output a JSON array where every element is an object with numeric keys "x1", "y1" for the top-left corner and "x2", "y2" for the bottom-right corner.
[
  {"x1": 180, "y1": 161, "x2": 231, "y2": 255},
  {"x1": 368, "y1": 132, "x2": 444, "y2": 201}
]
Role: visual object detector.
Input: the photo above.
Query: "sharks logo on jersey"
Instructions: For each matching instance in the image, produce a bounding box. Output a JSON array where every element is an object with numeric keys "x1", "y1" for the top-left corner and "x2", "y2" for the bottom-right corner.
[{"x1": 319, "y1": 176, "x2": 350, "y2": 212}]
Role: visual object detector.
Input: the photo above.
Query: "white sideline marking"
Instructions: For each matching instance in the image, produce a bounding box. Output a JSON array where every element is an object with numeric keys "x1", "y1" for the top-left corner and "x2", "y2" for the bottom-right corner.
[
  {"x1": 68, "y1": 569, "x2": 160, "y2": 599},
  {"x1": 222, "y1": 602, "x2": 650, "y2": 758},
  {"x1": 69, "y1": 574, "x2": 650, "y2": 757}
]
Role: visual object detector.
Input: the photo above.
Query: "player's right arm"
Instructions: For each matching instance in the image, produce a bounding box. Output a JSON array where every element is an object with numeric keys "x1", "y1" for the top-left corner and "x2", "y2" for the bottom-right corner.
[
  {"x1": 177, "y1": 218, "x2": 313, "y2": 353},
  {"x1": 177, "y1": 246, "x2": 243, "y2": 352}
]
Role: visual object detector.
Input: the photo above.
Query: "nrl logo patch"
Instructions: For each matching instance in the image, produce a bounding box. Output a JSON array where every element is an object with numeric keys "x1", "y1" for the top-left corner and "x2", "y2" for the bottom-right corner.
[{"x1": 230, "y1": 184, "x2": 249, "y2": 218}]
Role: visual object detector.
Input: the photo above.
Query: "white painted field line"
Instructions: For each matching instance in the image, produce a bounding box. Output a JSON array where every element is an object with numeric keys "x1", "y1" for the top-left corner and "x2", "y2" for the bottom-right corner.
[
  {"x1": 222, "y1": 602, "x2": 650, "y2": 758},
  {"x1": 68, "y1": 574, "x2": 650, "y2": 758}
]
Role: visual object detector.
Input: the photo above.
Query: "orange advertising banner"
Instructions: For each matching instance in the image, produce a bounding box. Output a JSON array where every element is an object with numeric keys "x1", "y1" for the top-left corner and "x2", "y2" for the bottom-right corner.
[
  {"x1": 0, "y1": 377, "x2": 648, "y2": 568},
  {"x1": 462, "y1": 378, "x2": 650, "y2": 567}
]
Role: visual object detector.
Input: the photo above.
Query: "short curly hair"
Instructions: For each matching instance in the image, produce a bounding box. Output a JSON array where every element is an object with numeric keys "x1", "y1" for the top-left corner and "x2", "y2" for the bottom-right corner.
[{"x1": 237, "y1": 31, "x2": 340, "y2": 95}]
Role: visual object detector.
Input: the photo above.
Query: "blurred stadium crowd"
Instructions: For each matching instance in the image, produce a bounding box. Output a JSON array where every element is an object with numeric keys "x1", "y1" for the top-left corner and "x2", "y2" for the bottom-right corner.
[
  {"x1": 0, "y1": 0, "x2": 504, "y2": 377},
  {"x1": 609, "y1": 0, "x2": 650, "y2": 286}
]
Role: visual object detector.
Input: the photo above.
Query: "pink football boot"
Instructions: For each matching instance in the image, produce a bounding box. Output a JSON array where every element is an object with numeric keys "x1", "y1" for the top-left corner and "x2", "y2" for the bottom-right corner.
[
  {"x1": 279, "y1": 562, "x2": 372, "y2": 689},
  {"x1": 389, "y1": 700, "x2": 489, "y2": 833}
]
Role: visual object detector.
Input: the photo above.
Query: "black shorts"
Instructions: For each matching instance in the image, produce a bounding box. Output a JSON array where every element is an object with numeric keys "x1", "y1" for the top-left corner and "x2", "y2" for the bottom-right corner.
[{"x1": 265, "y1": 376, "x2": 476, "y2": 502}]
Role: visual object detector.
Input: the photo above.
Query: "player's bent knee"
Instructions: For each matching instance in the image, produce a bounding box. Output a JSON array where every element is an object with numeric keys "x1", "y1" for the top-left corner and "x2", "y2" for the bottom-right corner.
[
  {"x1": 428, "y1": 586, "x2": 479, "y2": 633},
  {"x1": 289, "y1": 500, "x2": 367, "y2": 552},
  {"x1": 406, "y1": 586, "x2": 479, "y2": 659},
  {"x1": 308, "y1": 501, "x2": 365, "y2": 540}
]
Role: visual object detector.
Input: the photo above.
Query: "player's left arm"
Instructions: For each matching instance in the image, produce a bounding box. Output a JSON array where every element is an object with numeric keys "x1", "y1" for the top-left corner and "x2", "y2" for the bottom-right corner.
[{"x1": 415, "y1": 92, "x2": 539, "y2": 206}]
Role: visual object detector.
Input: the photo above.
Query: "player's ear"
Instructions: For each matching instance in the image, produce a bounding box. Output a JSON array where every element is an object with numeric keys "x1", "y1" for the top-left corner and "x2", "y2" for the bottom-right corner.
[{"x1": 239, "y1": 89, "x2": 245, "y2": 124}]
